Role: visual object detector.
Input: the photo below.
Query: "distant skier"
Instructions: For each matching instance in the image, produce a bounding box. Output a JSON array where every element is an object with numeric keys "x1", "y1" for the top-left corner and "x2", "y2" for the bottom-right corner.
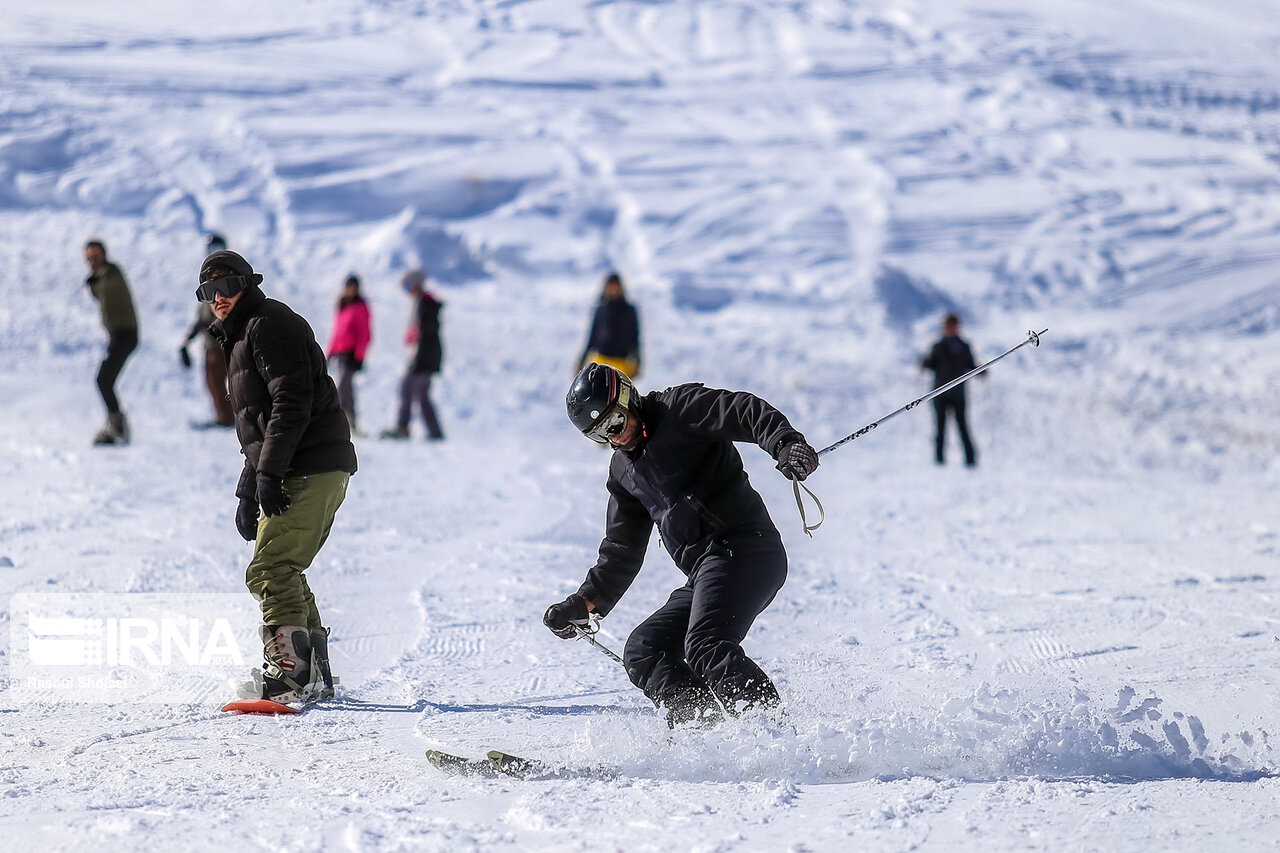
[
  {"x1": 922, "y1": 313, "x2": 978, "y2": 467},
  {"x1": 327, "y1": 274, "x2": 372, "y2": 434},
  {"x1": 381, "y1": 269, "x2": 444, "y2": 441},
  {"x1": 544, "y1": 364, "x2": 819, "y2": 727},
  {"x1": 201, "y1": 249, "x2": 358, "y2": 705},
  {"x1": 180, "y1": 233, "x2": 234, "y2": 429},
  {"x1": 577, "y1": 271, "x2": 641, "y2": 378},
  {"x1": 83, "y1": 239, "x2": 139, "y2": 446}
]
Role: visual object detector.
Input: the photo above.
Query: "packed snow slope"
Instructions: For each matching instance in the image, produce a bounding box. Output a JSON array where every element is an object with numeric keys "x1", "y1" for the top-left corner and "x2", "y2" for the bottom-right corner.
[{"x1": 2, "y1": 0, "x2": 1279, "y2": 849}]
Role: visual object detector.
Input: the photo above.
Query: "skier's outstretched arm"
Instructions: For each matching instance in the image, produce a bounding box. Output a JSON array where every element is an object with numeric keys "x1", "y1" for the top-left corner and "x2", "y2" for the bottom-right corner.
[{"x1": 544, "y1": 478, "x2": 651, "y2": 638}]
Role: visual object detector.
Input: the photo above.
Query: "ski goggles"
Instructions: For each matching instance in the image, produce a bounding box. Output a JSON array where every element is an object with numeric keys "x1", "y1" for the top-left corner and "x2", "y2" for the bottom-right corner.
[
  {"x1": 195, "y1": 274, "x2": 250, "y2": 304},
  {"x1": 584, "y1": 404, "x2": 629, "y2": 445}
]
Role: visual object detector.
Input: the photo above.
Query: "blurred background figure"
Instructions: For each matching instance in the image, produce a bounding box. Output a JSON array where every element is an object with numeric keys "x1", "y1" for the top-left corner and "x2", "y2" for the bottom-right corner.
[
  {"x1": 84, "y1": 239, "x2": 138, "y2": 446},
  {"x1": 181, "y1": 233, "x2": 235, "y2": 429},
  {"x1": 577, "y1": 271, "x2": 641, "y2": 378},
  {"x1": 921, "y1": 312, "x2": 978, "y2": 467},
  {"x1": 381, "y1": 269, "x2": 444, "y2": 441},
  {"x1": 326, "y1": 274, "x2": 372, "y2": 435}
]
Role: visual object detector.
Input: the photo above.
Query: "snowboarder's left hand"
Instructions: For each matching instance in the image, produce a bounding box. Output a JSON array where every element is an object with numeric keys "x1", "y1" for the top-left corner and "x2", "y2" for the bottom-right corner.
[
  {"x1": 543, "y1": 593, "x2": 592, "y2": 639},
  {"x1": 256, "y1": 473, "x2": 291, "y2": 517},
  {"x1": 235, "y1": 497, "x2": 259, "y2": 541},
  {"x1": 775, "y1": 439, "x2": 819, "y2": 482}
]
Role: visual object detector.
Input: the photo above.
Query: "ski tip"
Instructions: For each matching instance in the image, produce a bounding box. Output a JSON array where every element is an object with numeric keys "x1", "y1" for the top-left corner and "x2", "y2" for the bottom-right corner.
[{"x1": 221, "y1": 698, "x2": 299, "y2": 715}]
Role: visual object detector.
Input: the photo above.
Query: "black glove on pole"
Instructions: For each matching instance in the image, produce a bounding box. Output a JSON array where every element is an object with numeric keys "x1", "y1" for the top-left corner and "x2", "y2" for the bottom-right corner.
[
  {"x1": 775, "y1": 438, "x2": 824, "y2": 536},
  {"x1": 775, "y1": 439, "x2": 820, "y2": 481},
  {"x1": 256, "y1": 473, "x2": 291, "y2": 517},
  {"x1": 543, "y1": 593, "x2": 592, "y2": 639},
  {"x1": 235, "y1": 497, "x2": 260, "y2": 541},
  {"x1": 179, "y1": 346, "x2": 192, "y2": 369}
]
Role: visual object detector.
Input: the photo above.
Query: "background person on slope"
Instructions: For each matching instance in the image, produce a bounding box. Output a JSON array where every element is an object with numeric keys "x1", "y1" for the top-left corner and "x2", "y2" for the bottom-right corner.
[
  {"x1": 544, "y1": 363, "x2": 819, "y2": 727},
  {"x1": 180, "y1": 233, "x2": 234, "y2": 429},
  {"x1": 327, "y1": 274, "x2": 372, "y2": 434},
  {"x1": 84, "y1": 239, "x2": 139, "y2": 445},
  {"x1": 576, "y1": 271, "x2": 641, "y2": 378},
  {"x1": 921, "y1": 312, "x2": 979, "y2": 467},
  {"x1": 381, "y1": 269, "x2": 444, "y2": 441}
]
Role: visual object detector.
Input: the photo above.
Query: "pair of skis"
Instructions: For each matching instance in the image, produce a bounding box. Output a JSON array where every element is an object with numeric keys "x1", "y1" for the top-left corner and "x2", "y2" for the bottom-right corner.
[{"x1": 425, "y1": 748, "x2": 616, "y2": 780}]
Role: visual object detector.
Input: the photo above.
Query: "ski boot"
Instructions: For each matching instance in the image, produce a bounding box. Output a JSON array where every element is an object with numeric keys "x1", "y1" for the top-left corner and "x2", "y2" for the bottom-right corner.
[{"x1": 661, "y1": 683, "x2": 725, "y2": 730}]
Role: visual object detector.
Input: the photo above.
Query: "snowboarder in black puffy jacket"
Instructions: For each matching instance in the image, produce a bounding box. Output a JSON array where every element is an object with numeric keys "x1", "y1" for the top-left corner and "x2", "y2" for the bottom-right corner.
[
  {"x1": 921, "y1": 313, "x2": 978, "y2": 466},
  {"x1": 544, "y1": 363, "x2": 820, "y2": 727},
  {"x1": 202, "y1": 250, "x2": 357, "y2": 705}
]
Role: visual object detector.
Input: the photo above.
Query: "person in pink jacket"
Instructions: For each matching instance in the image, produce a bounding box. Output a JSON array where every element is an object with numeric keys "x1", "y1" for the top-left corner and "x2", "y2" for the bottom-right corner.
[{"x1": 327, "y1": 275, "x2": 372, "y2": 433}]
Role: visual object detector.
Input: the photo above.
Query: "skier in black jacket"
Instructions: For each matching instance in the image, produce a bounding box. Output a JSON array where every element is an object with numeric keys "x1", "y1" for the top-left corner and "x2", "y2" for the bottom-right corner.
[
  {"x1": 544, "y1": 364, "x2": 820, "y2": 726},
  {"x1": 201, "y1": 250, "x2": 357, "y2": 705},
  {"x1": 922, "y1": 313, "x2": 978, "y2": 466}
]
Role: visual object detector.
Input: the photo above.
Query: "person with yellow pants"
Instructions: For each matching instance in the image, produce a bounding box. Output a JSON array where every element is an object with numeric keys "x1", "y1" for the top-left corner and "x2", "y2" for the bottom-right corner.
[{"x1": 578, "y1": 271, "x2": 641, "y2": 378}]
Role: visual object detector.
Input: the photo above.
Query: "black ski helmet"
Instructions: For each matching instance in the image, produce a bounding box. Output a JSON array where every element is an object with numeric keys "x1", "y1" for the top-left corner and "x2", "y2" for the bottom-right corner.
[
  {"x1": 567, "y1": 363, "x2": 636, "y2": 439},
  {"x1": 205, "y1": 233, "x2": 227, "y2": 256}
]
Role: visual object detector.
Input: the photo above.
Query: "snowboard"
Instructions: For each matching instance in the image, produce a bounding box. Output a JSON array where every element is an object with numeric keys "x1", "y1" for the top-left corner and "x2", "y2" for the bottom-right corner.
[{"x1": 221, "y1": 698, "x2": 300, "y2": 715}]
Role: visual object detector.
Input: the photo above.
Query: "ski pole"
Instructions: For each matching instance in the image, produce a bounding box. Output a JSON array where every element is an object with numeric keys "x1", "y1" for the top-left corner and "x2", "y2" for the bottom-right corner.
[
  {"x1": 818, "y1": 328, "x2": 1047, "y2": 458},
  {"x1": 571, "y1": 620, "x2": 623, "y2": 665}
]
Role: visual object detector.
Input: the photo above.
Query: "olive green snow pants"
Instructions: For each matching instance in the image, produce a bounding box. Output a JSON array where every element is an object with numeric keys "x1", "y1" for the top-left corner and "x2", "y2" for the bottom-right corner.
[{"x1": 246, "y1": 470, "x2": 349, "y2": 629}]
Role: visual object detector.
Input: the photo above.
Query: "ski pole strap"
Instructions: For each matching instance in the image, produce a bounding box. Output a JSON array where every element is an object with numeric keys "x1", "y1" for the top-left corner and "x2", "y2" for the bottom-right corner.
[
  {"x1": 791, "y1": 478, "x2": 824, "y2": 537},
  {"x1": 571, "y1": 621, "x2": 623, "y2": 664}
]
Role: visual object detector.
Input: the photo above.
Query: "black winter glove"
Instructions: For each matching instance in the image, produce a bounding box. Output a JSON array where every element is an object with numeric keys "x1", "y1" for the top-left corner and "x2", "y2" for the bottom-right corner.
[
  {"x1": 354, "y1": 357, "x2": 364, "y2": 372},
  {"x1": 235, "y1": 497, "x2": 260, "y2": 541},
  {"x1": 776, "y1": 439, "x2": 820, "y2": 482},
  {"x1": 255, "y1": 473, "x2": 291, "y2": 517},
  {"x1": 179, "y1": 345, "x2": 192, "y2": 369},
  {"x1": 543, "y1": 593, "x2": 592, "y2": 640}
]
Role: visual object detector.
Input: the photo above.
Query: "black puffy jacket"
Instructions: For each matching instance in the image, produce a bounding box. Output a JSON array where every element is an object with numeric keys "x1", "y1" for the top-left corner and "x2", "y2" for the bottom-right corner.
[
  {"x1": 578, "y1": 383, "x2": 803, "y2": 615},
  {"x1": 209, "y1": 286, "x2": 358, "y2": 499}
]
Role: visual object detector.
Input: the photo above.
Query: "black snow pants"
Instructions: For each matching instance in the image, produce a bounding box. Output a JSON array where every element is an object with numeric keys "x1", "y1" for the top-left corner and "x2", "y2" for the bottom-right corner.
[
  {"x1": 97, "y1": 329, "x2": 137, "y2": 415},
  {"x1": 624, "y1": 528, "x2": 787, "y2": 724},
  {"x1": 933, "y1": 391, "x2": 975, "y2": 465}
]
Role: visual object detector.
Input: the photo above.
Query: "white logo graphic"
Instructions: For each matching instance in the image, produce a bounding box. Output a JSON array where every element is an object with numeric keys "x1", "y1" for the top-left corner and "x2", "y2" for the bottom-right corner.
[{"x1": 28, "y1": 616, "x2": 245, "y2": 667}]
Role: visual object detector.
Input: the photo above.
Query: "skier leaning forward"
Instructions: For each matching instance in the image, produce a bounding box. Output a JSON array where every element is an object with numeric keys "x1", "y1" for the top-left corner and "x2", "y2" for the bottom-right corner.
[
  {"x1": 200, "y1": 250, "x2": 358, "y2": 704},
  {"x1": 544, "y1": 364, "x2": 820, "y2": 727}
]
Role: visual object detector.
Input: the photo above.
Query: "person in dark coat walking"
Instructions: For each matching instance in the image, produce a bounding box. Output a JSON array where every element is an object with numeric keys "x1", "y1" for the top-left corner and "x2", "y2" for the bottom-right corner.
[
  {"x1": 544, "y1": 364, "x2": 820, "y2": 727},
  {"x1": 84, "y1": 240, "x2": 139, "y2": 445},
  {"x1": 180, "y1": 233, "x2": 234, "y2": 428},
  {"x1": 201, "y1": 250, "x2": 358, "y2": 705},
  {"x1": 922, "y1": 313, "x2": 978, "y2": 466},
  {"x1": 577, "y1": 271, "x2": 641, "y2": 378},
  {"x1": 381, "y1": 269, "x2": 444, "y2": 440}
]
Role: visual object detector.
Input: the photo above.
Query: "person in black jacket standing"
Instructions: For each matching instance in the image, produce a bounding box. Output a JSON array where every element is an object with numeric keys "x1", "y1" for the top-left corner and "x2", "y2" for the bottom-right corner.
[
  {"x1": 577, "y1": 271, "x2": 641, "y2": 378},
  {"x1": 544, "y1": 364, "x2": 820, "y2": 727},
  {"x1": 381, "y1": 269, "x2": 444, "y2": 440},
  {"x1": 201, "y1": 250, "x2": 358, "y2": 705},
  {"x1": 922, "y1": 313, "x2": 978, "y2": 467}
]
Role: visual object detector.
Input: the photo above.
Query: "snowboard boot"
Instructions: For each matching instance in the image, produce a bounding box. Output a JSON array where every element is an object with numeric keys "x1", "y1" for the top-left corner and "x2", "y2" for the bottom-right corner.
[
  {"x1": 309, "y1": 627, "x2": 336, "y2": 700},
  {"x1": 259, "y1": 625, "x2": 314, "y2": 704}
]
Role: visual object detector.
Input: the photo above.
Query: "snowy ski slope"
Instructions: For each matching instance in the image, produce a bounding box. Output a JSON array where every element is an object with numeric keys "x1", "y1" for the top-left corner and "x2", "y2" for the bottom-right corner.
[{"x1": 1, "y1": 0, "x2": 1278, "y2": 849}]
